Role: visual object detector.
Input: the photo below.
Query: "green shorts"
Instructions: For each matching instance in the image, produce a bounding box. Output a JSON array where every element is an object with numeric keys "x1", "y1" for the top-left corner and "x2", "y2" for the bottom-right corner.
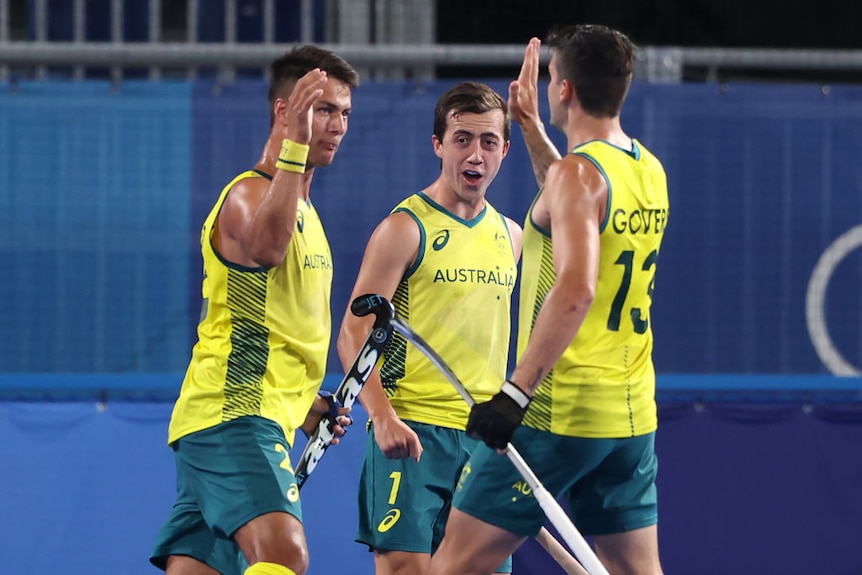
[
  {"x1": 357, "y1": 420, "x2": 512, "y2": 573},
  {"x1": 150, "y1": 416, "x2": 303, "y2": 575},
  {"x1": 454, "y1": 427, "x2": 658, "y2": 537}
]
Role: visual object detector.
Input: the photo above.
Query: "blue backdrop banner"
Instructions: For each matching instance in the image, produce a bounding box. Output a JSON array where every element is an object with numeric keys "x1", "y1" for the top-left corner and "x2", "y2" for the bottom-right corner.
[
  {"x1": 2, "y1": 80, "x2": 861, "y2": 376},
  {"x1": 0, "y1": 81, "x2": 192, "y2": 372}
]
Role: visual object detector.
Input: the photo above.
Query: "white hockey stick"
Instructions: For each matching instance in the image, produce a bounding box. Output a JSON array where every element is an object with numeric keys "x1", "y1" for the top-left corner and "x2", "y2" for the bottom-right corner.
[
  {"x1": 389, "y1": 314, "x2": 608, "y2": 575},
  {"x1": 294, "y1": 294, "x2": 395, "y2": 489}
]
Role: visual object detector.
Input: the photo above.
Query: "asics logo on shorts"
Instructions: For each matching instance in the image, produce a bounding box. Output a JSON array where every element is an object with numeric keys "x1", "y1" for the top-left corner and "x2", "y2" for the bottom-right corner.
[
  {"x1": 286, "y1": 483, "x2": 299, "y2": 503},
  {"x1": 377, "y1": 508, "x2": 401, "y2": 532}
]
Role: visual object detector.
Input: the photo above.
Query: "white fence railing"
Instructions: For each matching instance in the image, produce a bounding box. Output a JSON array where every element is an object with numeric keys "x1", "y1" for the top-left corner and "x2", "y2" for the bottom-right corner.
[
  {"x1": 3, "y1": 42, "x2": 862, "y2": 84},
  {"x1": 0, "y1": 0, "x2": 436, "y2": 81},
  {"x1": 2, "y1": 0, "x2": 862, "y2": 84}
]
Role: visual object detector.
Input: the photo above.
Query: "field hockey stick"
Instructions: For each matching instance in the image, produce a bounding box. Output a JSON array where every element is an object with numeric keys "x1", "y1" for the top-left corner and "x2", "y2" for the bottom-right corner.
[
  {"x1": 388, "y1": 313, "x2": 609, "y2": 575},
  {"x1": 535, "y1": 529, "x2": 590, "y2": 575},
  {"x1": 294, "y1": 294, "x2": 395, "y2": 489}
]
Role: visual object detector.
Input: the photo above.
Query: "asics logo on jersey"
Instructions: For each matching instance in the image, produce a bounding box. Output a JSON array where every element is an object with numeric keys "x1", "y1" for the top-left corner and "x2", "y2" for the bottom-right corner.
[
  {"x1": 296, "y1": 210, "x2": 305, "y2": 233},
  {"x1": 432, "y1": 230, "x2": 450, "y2": 250}
]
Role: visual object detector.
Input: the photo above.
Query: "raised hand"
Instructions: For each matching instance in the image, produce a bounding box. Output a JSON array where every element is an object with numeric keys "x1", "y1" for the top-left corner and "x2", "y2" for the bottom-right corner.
[
  {"x1": 508, "y1": 37, "x2": 542, "y2": 128},
  {"x1": 282, "y1": 68, "x2": 328, "y2": 145}
]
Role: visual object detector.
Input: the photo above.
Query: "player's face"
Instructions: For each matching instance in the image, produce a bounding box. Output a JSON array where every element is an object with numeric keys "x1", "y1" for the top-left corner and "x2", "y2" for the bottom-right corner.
[
  {"x1": 548, "y1": 51, "x2": 565, "y2": 130},
  {"x1": 433, "y1": 109, "x2": 510, "y2": 205},
  {"x1": 307, "y1": 78, "x2": 353, "y2": 169}
]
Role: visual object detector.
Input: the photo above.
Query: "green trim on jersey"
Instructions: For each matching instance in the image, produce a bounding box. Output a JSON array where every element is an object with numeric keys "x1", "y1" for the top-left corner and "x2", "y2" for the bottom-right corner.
[
  {"x1": 393, "y1": 208, "x2": 426, "y2": 280},
  {"x1": 168, "y1": 170, "x2": 333, "y2": 447},
  {"x1": 519, "y1": 139, "x2": 669, "y2": 438},
  {"x1": 416, "y1": 191, "x2": 488, "y2": 227},
  {"x1": 380, "y1": 193, "x2": 517, "y2": 429}
]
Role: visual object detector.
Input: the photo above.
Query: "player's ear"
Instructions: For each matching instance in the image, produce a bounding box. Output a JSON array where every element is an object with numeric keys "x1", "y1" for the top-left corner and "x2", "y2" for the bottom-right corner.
[
  {"x1": 559, "y1": 79, "x2": 575, "y2": 105},
  {"x1": 432, "y1": 134, "x2": 444, "y2": 159},
  {"x1": 272, "y1": 97, "x2": 290, "y2": 126}
]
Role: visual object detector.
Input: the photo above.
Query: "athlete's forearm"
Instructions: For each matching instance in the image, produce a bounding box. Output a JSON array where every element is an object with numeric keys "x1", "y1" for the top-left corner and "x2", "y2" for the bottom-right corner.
[
  {"x1": 337, "y1": 318, "x2": 397, "y2": 422},
  {"x1": 243, "y1": 169, "x2": 304, "y2": 267},
  {"x1": 519, "y1": 119, "x2": 561, "y2": 188},
  {"x1": 356, "y1": 375, "x2": 398, "y2": 422},
  {"x1": 510, "y1": 283, "x2": 592, "y2": 394}
]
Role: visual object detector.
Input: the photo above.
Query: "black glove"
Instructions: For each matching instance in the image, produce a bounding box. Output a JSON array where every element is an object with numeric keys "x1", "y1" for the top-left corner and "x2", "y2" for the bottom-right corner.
[{"x1": 466, "y1": 380, "x2": 532, "y2": 450}]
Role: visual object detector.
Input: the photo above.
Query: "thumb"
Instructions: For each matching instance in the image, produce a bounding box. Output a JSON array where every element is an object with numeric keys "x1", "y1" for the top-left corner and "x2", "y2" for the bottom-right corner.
[
  {"x1": 410, "y1": 436, "x2": 424, "y2": 462},
  {"x1": 508, "y1": 81, "x2": 520, "y2": 100}
]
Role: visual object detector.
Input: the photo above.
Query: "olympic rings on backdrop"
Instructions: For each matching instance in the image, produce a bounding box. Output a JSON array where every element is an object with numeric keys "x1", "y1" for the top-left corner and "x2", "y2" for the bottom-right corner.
[{"x1": 805, "y1": 224, "x2": 862, "y2": 376}]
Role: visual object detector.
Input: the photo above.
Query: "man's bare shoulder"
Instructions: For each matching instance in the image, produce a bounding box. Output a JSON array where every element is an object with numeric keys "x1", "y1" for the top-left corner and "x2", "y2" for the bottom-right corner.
[
  {"x1": 371, "y1": 209, "x2": 421, "y2": 245},
  {"x1": 222, "y1": 174, "x2": 269, "y2": 210},
  {"x1": 211, "y1": 173, "x2": 273, "y2": 266},
  {"x1": 547, "y1": 154, "x2": 606, "y2": 196},
  {"x1": 217, "y1": 175, "x2": 269, "y2": 229},
  {"x1": 542, "y1": 154, "x2": 609, "y2": 227}
]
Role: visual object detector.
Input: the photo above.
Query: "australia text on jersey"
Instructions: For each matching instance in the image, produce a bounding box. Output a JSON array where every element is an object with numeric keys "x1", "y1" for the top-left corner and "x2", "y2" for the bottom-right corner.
[
  {"x1": 432, "y1": 267, "x2": 515, "y2": 286},
  {"x1": 303, "y1": 253, "x2": 332, "y2": 270}
]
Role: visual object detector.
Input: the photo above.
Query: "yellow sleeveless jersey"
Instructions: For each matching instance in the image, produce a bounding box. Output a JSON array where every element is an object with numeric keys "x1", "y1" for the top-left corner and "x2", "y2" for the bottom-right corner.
[
  {"x1": 381, "y1": 193, "x2": 517, "y2": 429},
  {"x1": 519, "y1": 139, "x2": 668, "y2": 438},
  {"x1": 168, "y1": 170, "x2": 333, "y2": 447}
]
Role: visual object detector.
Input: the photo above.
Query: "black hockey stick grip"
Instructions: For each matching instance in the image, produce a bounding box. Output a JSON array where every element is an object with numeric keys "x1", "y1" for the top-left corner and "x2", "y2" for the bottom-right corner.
[{"x1": 294, "y1": 294, "x2": 394, "y2": 489}]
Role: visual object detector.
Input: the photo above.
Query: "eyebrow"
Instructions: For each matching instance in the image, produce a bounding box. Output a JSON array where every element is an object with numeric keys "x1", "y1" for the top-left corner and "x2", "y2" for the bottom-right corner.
[
  {"x1": 452, "y1": 129, "x2": 501, "y2": 140},
  {"x1": 317, "y1": 99, "x2": 352, "y2": 112}
]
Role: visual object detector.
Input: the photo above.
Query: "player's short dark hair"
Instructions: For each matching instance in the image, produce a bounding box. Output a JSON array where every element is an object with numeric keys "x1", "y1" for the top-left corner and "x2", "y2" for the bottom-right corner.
[
  {"x1": 546, "y1": 24, "x2": 636, "y2": 118},
  {"x1": 267, "y1": 45, "x2": 360, "y2": 123},
  {"x1": 433, "y1": 81, "x2": 510, "y2": 143}
]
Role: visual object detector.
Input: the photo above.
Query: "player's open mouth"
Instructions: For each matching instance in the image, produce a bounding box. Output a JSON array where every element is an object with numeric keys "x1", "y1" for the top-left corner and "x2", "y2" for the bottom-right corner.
[{"x1": 463, "y1": 170, "x2": 482, "y2": 184}]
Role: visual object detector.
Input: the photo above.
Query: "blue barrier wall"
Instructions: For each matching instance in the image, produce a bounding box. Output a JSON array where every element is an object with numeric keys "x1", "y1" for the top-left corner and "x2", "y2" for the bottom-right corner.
[
  {"x1": 2, "y1": 79, "x2": 861, "y2": 376},
  {"x1": 0, "y1": 81, "x2": 192, "y2": 372},
  {"x1": 1, "y1": 375, "x2": 861, "y2": 575}
]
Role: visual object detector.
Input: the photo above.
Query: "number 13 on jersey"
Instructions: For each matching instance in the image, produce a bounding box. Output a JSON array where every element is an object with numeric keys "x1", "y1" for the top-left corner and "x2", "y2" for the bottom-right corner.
[{"x1": 607, "y1": 249, "x2": 658, "y2": 334}]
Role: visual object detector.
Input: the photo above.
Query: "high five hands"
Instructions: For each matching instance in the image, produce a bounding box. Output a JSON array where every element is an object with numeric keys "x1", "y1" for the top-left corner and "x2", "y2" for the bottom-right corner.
[{"x1": 508, "y1": 37, "x2": 542, "y2": 129}]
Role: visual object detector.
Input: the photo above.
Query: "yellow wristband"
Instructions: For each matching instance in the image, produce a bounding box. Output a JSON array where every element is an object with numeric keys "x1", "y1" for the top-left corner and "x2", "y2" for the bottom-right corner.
[{"x1": 275, "y1": 139, "x2": 309, "y2": 173}]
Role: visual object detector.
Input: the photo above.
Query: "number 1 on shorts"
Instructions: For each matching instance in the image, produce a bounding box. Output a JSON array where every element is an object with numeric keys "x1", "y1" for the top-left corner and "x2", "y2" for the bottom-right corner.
[{"x1": 387, "y1": 471, "x2": 402, "y2": 505}]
